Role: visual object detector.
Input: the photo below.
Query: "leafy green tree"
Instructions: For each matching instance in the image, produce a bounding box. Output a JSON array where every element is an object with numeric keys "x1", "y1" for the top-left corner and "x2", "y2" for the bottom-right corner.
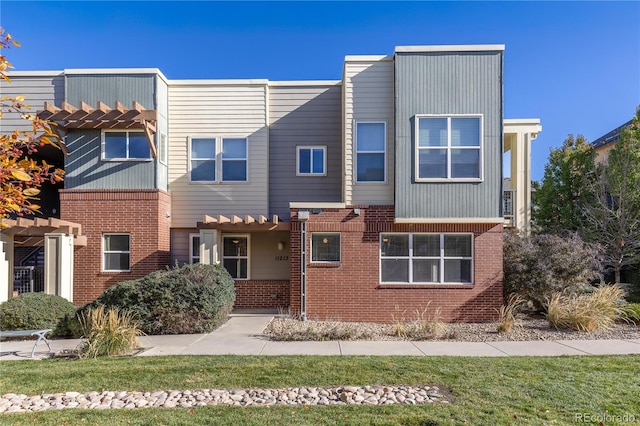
[
  {"x1": 533, "y1": 135, "x2": 597, "y2": 233},
  {"x1": 582, "y1": 107, "x2": 640, "y2": 284}
]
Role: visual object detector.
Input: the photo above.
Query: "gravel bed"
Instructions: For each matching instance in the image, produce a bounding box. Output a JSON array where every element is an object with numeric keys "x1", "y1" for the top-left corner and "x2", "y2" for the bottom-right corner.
[
  {"x1": 0, "y1": 385, "x2": 453, "y2": 413},
  {"x1": 264, "y1": 316, "x2": 640, "y2": 342}
]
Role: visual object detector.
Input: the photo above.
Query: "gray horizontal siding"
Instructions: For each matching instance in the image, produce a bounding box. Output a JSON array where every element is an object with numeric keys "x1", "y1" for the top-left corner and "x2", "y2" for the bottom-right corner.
[
  {"x1": 268, "y1": 85, "x2": 342, "y2": 219},
  {"x1": 395, "y1": 51, "x2": 503, "y2": 219},
  {"x1": 65, "y1": 74, "x2": 155, "y2": 109},
  {"x1": 0, "y1": 75, "x2": 64, "y2": 133},
  {"x1": 65, "y1": 129, "x2": 155, "y2": 189}
]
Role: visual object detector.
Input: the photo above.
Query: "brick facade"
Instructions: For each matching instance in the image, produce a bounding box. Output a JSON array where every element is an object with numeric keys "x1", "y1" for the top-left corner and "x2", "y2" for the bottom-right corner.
[
  {"x1": 60, "y1": 189, "x2": 172, "y2": 305},
  {"x1": 289, "y1": 206, "x2": 503, "y2": 323},
  {"x1": 234, "y1": 279, "x2": 290, "y2": 310}
]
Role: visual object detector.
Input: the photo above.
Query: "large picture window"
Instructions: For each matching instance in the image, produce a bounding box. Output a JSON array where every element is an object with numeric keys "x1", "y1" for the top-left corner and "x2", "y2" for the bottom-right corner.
[
  {"x1": 102, "y1": 234, "x2": 130, "y2": 272},
  {"x1": 355, "y1": 122, "x2": 386, "y2": 182},
  {"x1": 297, "y1": 146, "x2": 326, "y2": 176},
  {"x1": 189, "y1": 137, "x2": 249, "y2": 183},
  {"x1": 380, "y1": 233, "x2": 472, "y2": 284},
  {"x1": 103, "y1": 131, "x2": 150, "y2": 160},
  {"x1": 416, "y1": 116, "x2": 482, "y2": 180},
  {"x1": 222, "y1": 235, "x2": 249, "y2": 279},
  {"x1": 311, "y1": 233, "x2": 341, "y2": 262}
]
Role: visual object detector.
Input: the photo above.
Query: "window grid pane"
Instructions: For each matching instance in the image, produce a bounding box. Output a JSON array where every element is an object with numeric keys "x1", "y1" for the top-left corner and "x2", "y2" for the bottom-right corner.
[
  {"x1": 128, "y1": 132, "x2": 150, "y2": 159},
  {"x1": 417, "y1": 117, "x2": 481, "y2": 179},
  {"x1": 104, "y1": 132, "x2": 127, "y2": 159},
  {"x1": 298, "y1": 149, "x2": 311, "y2": 174},
  {"x1": 312, "y1": 149, "x2": 324, "y2": 174},
  {"x1": 381, "y1": 233, "x2": 472, "y2": 284}
]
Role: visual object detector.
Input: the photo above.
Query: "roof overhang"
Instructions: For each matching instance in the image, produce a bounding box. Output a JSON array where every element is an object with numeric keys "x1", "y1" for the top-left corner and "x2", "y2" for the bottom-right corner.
[
  {"x1": 1, "y1": 217, "x2": 87, "y2": 246},
  {"x1": 37, "y1": 101, "x2": 158, "y2": 158}
]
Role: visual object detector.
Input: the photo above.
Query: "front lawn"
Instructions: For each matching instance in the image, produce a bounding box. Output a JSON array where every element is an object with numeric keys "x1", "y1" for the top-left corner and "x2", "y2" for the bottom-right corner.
[{"x1": 1, "y1": 355, "x2": 638, "y2": 425}]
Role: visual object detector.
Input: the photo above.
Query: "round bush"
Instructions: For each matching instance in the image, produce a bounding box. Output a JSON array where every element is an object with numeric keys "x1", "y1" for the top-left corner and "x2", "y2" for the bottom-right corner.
[
  {"x1": 81, "y1": 263, "x2": 236, "y2": 335},
  {"x1": 0, "y1": 293, "x2": 77, "y2": 337}
]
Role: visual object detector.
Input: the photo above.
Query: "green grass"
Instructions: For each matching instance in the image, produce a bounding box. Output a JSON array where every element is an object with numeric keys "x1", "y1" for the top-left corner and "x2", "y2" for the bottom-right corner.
[{"x1": 1, "y1": 355, "x2": 638, "y2": 425}]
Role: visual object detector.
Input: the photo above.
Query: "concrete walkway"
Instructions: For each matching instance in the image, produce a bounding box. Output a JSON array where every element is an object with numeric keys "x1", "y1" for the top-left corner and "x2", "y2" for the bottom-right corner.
[{"x1": 1, "y1": 314, "x2": 639, "y2": 360}]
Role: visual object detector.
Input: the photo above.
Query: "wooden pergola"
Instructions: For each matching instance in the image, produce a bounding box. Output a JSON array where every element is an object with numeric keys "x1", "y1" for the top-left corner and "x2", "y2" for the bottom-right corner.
[
  {"x1": 198, "y1": 214, "x2": 289, "y2": 231},
  {"x1": 37, "y1": 101, "x2": 158, "y2": 157},
  {"x1": 0, "y1": 217, "x2": 86, "y2": 246}
]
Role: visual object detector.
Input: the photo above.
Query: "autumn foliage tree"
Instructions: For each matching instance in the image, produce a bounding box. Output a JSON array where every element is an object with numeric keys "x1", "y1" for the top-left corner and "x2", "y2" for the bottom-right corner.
[{"x1": 0, "y1": 28, "x2": 64, "y2": 220}]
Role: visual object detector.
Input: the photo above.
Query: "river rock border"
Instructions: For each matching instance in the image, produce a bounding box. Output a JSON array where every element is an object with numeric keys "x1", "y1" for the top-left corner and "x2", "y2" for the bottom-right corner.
[{"x1": 0, "y1": 385, "x2": 453, "y2": 413}]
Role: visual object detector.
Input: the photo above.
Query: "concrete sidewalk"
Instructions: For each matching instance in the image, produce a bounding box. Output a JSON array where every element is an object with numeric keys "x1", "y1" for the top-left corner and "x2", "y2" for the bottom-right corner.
[{"x1": 1, "y1": 314, "x2": 639, "y2": 360}]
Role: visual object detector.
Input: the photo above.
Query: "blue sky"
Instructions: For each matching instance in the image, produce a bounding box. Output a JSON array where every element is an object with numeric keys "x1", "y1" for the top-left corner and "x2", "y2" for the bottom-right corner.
[{"x1": 1, "y1": 1, "x2": 638, "y2": 181}]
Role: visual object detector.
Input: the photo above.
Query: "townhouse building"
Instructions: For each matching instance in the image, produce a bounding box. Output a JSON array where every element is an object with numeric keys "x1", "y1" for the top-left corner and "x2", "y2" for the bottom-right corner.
[{"x1": 0, "y1": 45, "x2": 541, "y2": 322}]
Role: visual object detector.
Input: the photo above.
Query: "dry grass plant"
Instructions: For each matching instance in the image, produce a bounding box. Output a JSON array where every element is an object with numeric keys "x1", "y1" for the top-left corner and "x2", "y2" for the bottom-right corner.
[
  {"x1": 392, "y1": 304, "x2": 448, "y2": 340},
  {"x1": 496, "y1": 294, "x2": 526, "y2": 333},
  {"x1": 547, "y1": 285, "x2": 626, "y2": 332},
  {"x1": 79, "y1": 305, "x2": 144, "y2": 358}
]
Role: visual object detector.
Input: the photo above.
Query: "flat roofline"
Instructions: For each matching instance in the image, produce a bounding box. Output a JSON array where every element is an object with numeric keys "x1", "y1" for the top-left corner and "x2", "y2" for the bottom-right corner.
[
  {"x1": 344, "y1": 55, "x2": 393, "y2": 62},
  {"x1": 170, "y1": 79, "x2": 269, "y2": 86},
  {"x1": 5, "y1": 70, "x2": 64, "y2": 77},
  {"x1": 395, "y1": 44, "x2": 505, "y2": 53},
  {"x1": 269, "y1": 80, "x2": 341, "y2": 87},
  {"x1": 504, "y1": 118, "x2": 541, "y2": 125},
  {"x1": 64, "y1": 68, "x2": 170, "y2": 85}
]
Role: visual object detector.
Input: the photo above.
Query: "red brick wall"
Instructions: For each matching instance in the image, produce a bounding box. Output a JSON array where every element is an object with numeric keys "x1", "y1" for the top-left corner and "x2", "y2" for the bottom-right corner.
[
  {"x1": 289, "y1": 206, "x2": 503, "y2": 323},
  {"x1": 60, "y1": 189, "x2": 172, "y2": 305},
  {"x1": 234, "y1": 280, "x2": 290, "y2": 309}
]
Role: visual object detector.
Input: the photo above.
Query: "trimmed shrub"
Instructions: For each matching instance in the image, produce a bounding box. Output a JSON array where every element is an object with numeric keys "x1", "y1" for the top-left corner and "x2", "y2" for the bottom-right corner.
[
  {"x1": 80, "y1": 263, "x2": 235, "y2": 335},
  {"x1": 0, "y1": 293, "x2": 77, "y2": 337},
  {"x1": 503, "y1": 231, "x2": 603, "y2": 310},
  {"x1": 78, "y1": 306, "x2": 143, "y2": 358},
  {"x1": 547, "y1": 285, "x2": 626, "y2": 332}
]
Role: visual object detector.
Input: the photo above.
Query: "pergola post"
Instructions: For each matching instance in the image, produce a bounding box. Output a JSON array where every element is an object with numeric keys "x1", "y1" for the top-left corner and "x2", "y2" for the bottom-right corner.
[
  {"x1": 199, "y1": 229, "x2": 219, "y2": 265},
  {"x1": 44, "y1": 233, "x2": 74, "y2": 302},
  {"x1": 0, "y1": 234, "x2": 14, "y2": 303}
]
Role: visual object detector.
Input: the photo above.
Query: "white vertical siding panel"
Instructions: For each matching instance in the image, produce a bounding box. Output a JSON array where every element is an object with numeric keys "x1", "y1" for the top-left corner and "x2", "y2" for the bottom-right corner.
[
  {"x1": 343, "y1": 60, "x2": 395, "y2": 206},
  {"x1": 168, "y1": 83, "x2": 269, "y2": 228}
]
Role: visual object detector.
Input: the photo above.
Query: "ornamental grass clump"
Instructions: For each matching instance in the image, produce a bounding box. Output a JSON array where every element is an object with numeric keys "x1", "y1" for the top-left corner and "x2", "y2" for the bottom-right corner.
[
  {"x1": 496, "y1": 293, "x2": 525, "y2": 334},
  {"x1": 547, "y1": 285, "x2": 626, "y2": 332},
  {"x1": 392, "y1": 304, "x2": 448, "y2": 340},
  {"x1": 79, "y1": 305, "x2": 143, "y2": 358}
]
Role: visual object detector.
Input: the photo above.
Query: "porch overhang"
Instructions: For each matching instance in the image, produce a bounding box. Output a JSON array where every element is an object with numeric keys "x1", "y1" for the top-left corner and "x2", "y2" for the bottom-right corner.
[
  {"x1": 0, "y1": 217, "x2": 87, "y2": 246},
  {"x1": 37, "y1": 101, "x2": 158, "y2": 158},
  {"x1": 197, "y1": 214, "x2": 290, "y2": 231}
]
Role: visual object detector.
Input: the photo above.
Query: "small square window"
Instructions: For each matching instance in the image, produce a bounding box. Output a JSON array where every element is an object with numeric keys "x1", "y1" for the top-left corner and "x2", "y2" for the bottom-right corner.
[
  {"x1": 297, "y1": 146, "x2": 326, "y2": 176},
  {"x1": 311, "y1": 233, "x2": 341, "y2": 262},
  {"x1": 103, "y1": 234, "x2": 130, "y2": 272}
]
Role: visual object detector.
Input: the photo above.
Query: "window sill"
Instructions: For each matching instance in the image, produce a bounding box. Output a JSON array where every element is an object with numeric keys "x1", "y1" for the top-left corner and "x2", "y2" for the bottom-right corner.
[
  {"x1": 414, "y1": 178, "x2": 483, "y2": 183},
  {"x1": 100, "y1": 271, "x2": 131, "y2": 274},
  {"x1": 309, "y1": 262, "x2": 341, "y2": 268},
  {"x1": 101, "y1": 158, "x2": 153, "y2": 162},
  {"x1": 377, "y1": 283, "x2": 473, "y2": 289}
]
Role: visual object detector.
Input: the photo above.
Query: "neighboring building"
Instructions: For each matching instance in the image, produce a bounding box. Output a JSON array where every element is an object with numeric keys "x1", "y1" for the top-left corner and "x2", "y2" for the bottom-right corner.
[
  {"x1": 0, "y1": 45, "x2": 541, "y2": 322},
  {"x1": 593, "y1": 119, "x2": 633, "y2": 164}
]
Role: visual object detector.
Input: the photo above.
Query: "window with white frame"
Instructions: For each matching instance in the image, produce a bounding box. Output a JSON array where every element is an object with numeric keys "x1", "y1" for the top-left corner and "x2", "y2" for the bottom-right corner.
[
  {"x1": 311, "y1": 233, "x2": 341, "y2": 262},
  {"x1": 103, "y1": 131, "x2": 150, "y2": 160},
  {"x1": 190, "y1": 138, "x2": 216, "y2": 182},
  {"x1": 355, "y1": 122, "x2": 386, "y2": 182},
  {"x1": 416, "y1": 116, "x2": 482, "y2": 180},
  {"x1": 190, "y1": 234, "x2": 200, "y2": 264},
  {"x1": 102, "y1": 234, "x2": 130, "y2": 272},
  {"x1": 189, "y1": 137, "x2": 248, "y2": 182},
  {"x1": 222, "y1": 235, "x2": 249, "y2": 279},
  {"x1": 297, "y1": 146, "x2": 326, "y2": 176},
  {"x1": 221, "y1": 138, "x2": 248, "y2": 182},
  {"x1": 158, "y1": 133, "x2": 168, "y2": 165},
  {"x1": 380, "y1": 233, "x2": 472, "y2": 284}
]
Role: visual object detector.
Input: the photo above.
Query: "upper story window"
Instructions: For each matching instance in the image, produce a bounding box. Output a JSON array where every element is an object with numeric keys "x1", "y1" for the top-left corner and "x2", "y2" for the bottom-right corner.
[
  {"x1": 189, "y1": 137, "x2": 248, "y2": 183},
  {"x1": 221, "y1": 138, "x2": 248, "y2": 182},
  {"x1": 222, "y1": 235, "x2": 249, "y2": 279},
  {"x1": 311, "y1": 233, "x2": 341, "y2": 263},
  {"x1": 297, "y1": 146, "x2": 326, "y2": 176},
  {"x1": 102, "y1": 233, "x2": 130, "y2": 272},
  {"x1": 415, "y1": 115, "x2": 482, "y2": 181},
  {"x1": 355, "y1": 122, "x2": 386, "y2": 182},
  {"x1": 158, "y1": 133, "x2": 168, "y2": 165},
  {"x1": 103, "y1": 131, "x2": 150, "y2": 160},
  {"x1": 380, "y1": 233, "x2": 473, "y2": 284}
]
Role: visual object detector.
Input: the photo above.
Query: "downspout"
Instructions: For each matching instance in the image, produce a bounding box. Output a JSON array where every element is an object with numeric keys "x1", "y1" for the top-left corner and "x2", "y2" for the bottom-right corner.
[{"x1": 298, "y1": 210, "x2": 309, "y2": 321}]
